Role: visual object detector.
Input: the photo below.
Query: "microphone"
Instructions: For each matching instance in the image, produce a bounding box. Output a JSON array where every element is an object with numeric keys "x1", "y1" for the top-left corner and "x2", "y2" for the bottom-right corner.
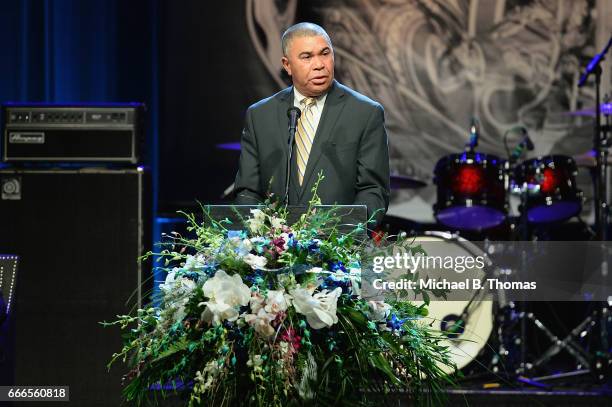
[
  {"x1": 465, "y1": 117, "x2": 479, "y2": 151},
  {"x1": 284, "y1": 107, "x2": 302, "y2": 205},
  {"x1": 287, "y1": 107, "x2": 301, "y2": 140},
  {"x1": 578, "y1": 35, "x2": 612, "y2": 87},
  {"x1": 511, "y1": 127, "x2": 534, "y2": 161}
]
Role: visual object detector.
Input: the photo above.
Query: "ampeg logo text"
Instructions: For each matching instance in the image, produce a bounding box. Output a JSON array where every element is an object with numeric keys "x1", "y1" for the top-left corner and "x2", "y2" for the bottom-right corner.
[{"x1": 8, "y1": 132, "x2": 45, "y2": 144}]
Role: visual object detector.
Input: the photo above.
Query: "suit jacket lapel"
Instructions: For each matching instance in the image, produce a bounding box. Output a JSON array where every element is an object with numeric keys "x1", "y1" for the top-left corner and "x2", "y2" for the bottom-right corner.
[{"x1": 298, "y1": 80, "x2": 346, "y2": 200}]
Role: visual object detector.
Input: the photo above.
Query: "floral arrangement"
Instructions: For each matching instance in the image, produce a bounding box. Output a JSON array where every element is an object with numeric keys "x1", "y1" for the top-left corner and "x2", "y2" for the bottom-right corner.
[{"x1": 106, "y1": 183, "x2": 454, "y2": 406}]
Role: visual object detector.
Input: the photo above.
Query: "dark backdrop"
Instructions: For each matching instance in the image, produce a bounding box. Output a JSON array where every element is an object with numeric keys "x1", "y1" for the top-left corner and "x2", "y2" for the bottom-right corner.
[{"x1": 159, "y1": 1, "x2": 278, "y2": 212}]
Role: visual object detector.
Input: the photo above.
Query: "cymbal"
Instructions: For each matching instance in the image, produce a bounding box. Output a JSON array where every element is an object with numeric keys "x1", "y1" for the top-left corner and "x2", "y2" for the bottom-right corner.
[
  {"x1": 564, "y1": 103, "x2": 612, "y2": 117},
  {"x1": 573, "y1": 149, "x2": 612, "y2": 168},
  {"x1": 390, "y1": 174, "x2": 427, "y2": 189},
  {"x1": 216, "y1": 142, "x2": 241, "y2": 151}
]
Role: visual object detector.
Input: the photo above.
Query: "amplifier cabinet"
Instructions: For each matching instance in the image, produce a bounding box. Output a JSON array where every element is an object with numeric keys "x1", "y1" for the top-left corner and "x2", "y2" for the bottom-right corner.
[
  {"x1": 0, "y1": 168, "x2": 151, "y2": 406},
  {"x1": 2, "y1": 104, "x2": 145, "y2": 164}
]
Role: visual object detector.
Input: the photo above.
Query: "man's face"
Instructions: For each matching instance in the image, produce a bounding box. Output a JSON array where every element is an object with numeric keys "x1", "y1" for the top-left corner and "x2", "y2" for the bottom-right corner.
[{"x1": 282, "y1": 35, "x2": 334, "y2": 97}]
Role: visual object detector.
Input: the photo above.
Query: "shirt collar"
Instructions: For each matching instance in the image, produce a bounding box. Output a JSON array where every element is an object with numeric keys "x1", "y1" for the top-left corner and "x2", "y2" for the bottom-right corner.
[{"x1": 293, "y1": 87, "x2": 328, "y2": 107}]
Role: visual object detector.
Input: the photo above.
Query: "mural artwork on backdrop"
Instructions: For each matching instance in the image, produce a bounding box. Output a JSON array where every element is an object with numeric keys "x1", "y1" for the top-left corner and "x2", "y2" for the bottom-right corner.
[{"x1": 247, "y1": 0, "x2": 601, "y2": 222}]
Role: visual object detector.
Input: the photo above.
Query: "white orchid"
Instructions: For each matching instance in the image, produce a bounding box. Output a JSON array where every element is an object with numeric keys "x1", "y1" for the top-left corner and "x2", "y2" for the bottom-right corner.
[
  {"x1": 157, "y1": 269, "x2": 200, "y2": 324},
  {"x1": 184, "y1": 253, "x2": 206, "y2": 271},
  {"x1": 249, "y1": 291, "x2": 265, "y2": 314},
  {"x1": 366, "y1": 301, "x2": 392, "y2": 322},
  {"x1": 194, "y1": 360, "x2": 222, "y2": 393},
  {"x1": 243, "y1": 253, "x2": 267, "y2": 270},
  {"x1": 159, "y1": 269, "x2": 197, "y2": 296},
  {"x1": 270, "y1": 216, "x2": 285, "y2": 229},
  {"x1": 199, "y1": 270, "x2": 250, "y2": 326},
  {"x1": 305, "y1": 267, "x2": 324, "y2": 275},
  {"x1": 244, "y1": 308, "x2": 277, "y2": 337},
  {"x1": 264, "y1": 289, "x2": 290, "y2": 314},
  {"x1": 247, "y1": 208, "x2": 266, "y2": 234},
  {"x1": 290, "y1": 286, "x2": 342, "y2": 329},
  {"x1": 159, "y1": 270, "x2": 175, "y2": 291},
  {"x1": 246, "y1": 354, "x2": 264, "y2": 369}
]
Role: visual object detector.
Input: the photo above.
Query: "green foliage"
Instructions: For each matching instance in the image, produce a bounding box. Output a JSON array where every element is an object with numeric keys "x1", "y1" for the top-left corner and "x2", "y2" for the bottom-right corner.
[{"x1": 105, "y1": 174, "x2": 454, "y2": 406}]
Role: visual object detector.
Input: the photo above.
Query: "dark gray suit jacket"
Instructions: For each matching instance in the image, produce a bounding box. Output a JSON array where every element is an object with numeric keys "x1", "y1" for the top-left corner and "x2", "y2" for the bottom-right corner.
[{"x1": 234, "y1": 80, "x2": 390, "y2": 226}]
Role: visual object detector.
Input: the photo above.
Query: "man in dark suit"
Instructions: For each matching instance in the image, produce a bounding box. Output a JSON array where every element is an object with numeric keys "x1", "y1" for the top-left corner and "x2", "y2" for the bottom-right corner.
[{"x1": 234, "y1": 22, "x2": 390, "y2": 226}]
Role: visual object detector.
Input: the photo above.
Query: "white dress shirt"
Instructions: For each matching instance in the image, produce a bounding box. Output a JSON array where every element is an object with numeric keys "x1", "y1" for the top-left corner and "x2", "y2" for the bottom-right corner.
[{"x1": 293, "y1": 87, "x2": 328, "y2": 137}]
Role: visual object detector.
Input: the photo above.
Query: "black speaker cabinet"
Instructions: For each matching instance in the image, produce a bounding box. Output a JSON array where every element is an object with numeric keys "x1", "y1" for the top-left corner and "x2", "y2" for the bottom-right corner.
[{"x1": 0, "y1": 168, "x2": 151, "y2": 406}]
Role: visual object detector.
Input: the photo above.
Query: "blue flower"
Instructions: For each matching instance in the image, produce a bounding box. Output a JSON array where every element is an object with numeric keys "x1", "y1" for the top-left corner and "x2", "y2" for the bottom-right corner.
[
  {"x1": 386, "y1": 314, "x2": 407, "y2": 331},
  {"x1": 329, "y1": 261, "x2": 347, "y2": 273},
  {"x1": 227, "y1": 230, "x2": 246, "y2": 239},
  {"x1": 245, "y1": 269, "x2": 265, "y2": 286},
  {"x1": 321, "y1": 274, "x2": 351, "y2": 293},
  {"x1": 286, "y1": 233, "x2": 297, "y2": 248},
  {"x1": 300, "y1": 238, "x2": 321, "y2": 253}
]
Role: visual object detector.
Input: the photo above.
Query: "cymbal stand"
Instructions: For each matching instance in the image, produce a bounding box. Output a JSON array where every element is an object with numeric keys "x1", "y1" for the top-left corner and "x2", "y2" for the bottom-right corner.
[
  {"x1": 578, "y1": 35, "x2": 612, "y2": 383},
  {"x1": 578, "y1": 34, "x2": 611, "y2": 240}
]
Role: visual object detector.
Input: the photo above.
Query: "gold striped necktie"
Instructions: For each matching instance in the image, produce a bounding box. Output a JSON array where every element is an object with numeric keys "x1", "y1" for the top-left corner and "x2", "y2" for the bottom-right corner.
[{"x1": 295, "y1": 97, "x2": 317, "y2": 185}]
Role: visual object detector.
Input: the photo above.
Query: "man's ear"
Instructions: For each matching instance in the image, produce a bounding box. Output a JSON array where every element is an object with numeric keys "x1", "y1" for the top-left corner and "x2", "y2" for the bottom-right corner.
[{"x1": 281, "y1": 57, "x2": 292, "y2": 76}]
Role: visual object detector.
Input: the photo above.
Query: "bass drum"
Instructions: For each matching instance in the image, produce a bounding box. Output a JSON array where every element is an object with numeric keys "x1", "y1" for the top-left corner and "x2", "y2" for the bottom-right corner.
[{"x1": 410, "y1": 231, "x2": 494, "y2": 374}]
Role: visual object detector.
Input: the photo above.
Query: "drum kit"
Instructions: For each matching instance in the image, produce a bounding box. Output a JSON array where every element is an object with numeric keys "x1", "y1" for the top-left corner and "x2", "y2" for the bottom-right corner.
[
  {"x1": 385, "y1": 98, "x2": 612, "y2": 383},
  {"x1": 386, "y1": 103, "x2": 612, "y2": 384},
  {"x1": 393, "y1": 117, "x2": 588, "y2": 233}
]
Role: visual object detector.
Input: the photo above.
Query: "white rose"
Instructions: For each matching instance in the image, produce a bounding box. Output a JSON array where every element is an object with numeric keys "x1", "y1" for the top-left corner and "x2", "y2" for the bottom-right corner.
[
  {"x1": 264, "y1": 289, "x2": 290, "y2": 314},
  {"x1": 244, "y1": 253, "x2": 267, "y2": 270},
  {"x1": 290, "y1": 286, "x2": 342, "y2": 329},
  {"x1": 200, "y1": 270, "x2": 251, "y2": 325},
  {"x1": 367, "y1": 300, "x2": 391, "y2": 322}
]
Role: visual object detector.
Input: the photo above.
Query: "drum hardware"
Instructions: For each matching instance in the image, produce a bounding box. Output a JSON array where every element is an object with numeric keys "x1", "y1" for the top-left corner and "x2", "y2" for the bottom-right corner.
[
  {"x1": 573, "y1": 149, "x2": 612, "y2": 168},
  {"x1": 465, "y1": 117, "x2": 480, "y2": 152},
  {"x1": 578, "y1": 34, "x2": 611, "y2": 241},
  {"x1": 565, "y1": 103, "x2": 612, "y2": 117},
  {"x1": 473, "y1": 246, "x2": 612, "y2": 385},
  {"x1": 442, "y1": 275, "x2": 491, "y2": 341},
  {"x1": 516, "y1": 310, "x2": 593, "y2": 375},
  {"x1": 571, "y1": 35, "x2": 612, "y2": 385},
  {"x1": 503, "y1": 126, "x2": 534, "y2": 164}
]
